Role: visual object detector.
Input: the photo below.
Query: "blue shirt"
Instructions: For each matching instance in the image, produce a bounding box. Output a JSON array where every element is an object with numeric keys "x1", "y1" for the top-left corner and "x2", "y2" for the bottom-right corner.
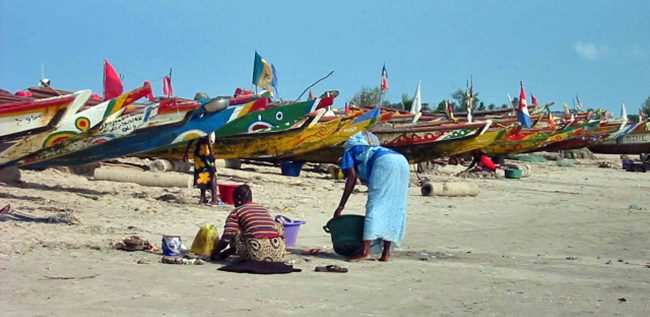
[{"x1": 341, "y1": 145, "x2": 397, "y2": 181}]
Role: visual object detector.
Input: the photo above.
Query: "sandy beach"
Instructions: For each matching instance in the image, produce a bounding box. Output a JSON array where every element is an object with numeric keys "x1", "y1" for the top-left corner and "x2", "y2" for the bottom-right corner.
[{"x1": 1, "y1": 155, "x2": 649, "y2": 316}]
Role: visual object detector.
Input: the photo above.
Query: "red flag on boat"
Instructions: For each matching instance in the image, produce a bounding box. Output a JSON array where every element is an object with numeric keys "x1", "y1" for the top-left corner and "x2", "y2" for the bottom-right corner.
[
  {"x1": 163, "y1": 75, "x2": 173, "y2": 97},
  {"x1": 344, "y1": 102, "x2": 351, "y2": 114},
  {"x1": 143, "y1": 81, "x2": 155, "y2": 102},
  {"x1": 103, "y1": 59, "x2": 123, "y2": 100},
  {"x1": 380, "y1": 64, "x2": 389, "y2": 92},
  {"x1": 531, "y1": 94, "x2": 538, "y2": 105},
  {"x1": 308, "y1": 89, "x2": 316, "y2": 100}
]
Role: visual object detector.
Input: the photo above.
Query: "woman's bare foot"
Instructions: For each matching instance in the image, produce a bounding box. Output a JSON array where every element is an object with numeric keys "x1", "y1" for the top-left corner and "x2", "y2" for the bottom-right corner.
[
  {"x1": 347, "y1": 240, "x2": 372, "y2": 262},
  {"x1": 347, "y1": 253, "x2": 372, "y2": 262},
  {"x1": 379, "y1": 240, "x2": 391, "y2": 262}
]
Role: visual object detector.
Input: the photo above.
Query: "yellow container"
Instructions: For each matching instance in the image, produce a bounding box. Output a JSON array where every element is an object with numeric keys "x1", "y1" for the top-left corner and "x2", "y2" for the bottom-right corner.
[
  {"x1": 328, "y1": 166, "x2": 345, "y2": 180},
  {"x1": 190, "y1": 224, "x2": 219, "y2": 256}
]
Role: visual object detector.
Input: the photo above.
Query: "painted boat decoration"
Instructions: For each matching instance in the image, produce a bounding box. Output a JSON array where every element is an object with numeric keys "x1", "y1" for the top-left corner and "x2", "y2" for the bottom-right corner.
[
  {"x1": 277, "y1": 107, "x2": 382, "y2": 158},
  {"x1": 372, "y1": 121, "x2": 492, "y2": 163},
  {"x1": 538, "y1": 119, "x2": 629, "y2": 152},
  {"x1": 144, "y1": 107, "x2": 380, "y2": 161},
  {"x1": 0, "y1": 85, "x2": 152, "y2": 165},
  {"x1": 483, "y1": 122, "x2": 582, "y2": 155},
  {"x1": 286, "y1": 118, "x2": 492, "y2": 164},
  {"x1": 214, "y1": 107, "x2": 378, "y2": 160},
  {"x1": 0, "y1": 93, "x2": 77, "y2": 143},
  {"x1": 12, "y1": 97, "x2": 243, "y2": 168},
  {"x1": 138, "y1": 96, "x2": 334, "y2": 158},
  {"x1": 215, "y1": 98, "x2": 330, "y2": 137},
  {"x1": 589, "y1": 121, "x2": 650, "y2": 154}
]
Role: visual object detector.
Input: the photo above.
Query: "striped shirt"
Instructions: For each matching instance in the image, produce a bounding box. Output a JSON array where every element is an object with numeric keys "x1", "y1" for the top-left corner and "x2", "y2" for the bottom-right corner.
[{"x1": 221, "y1": 203, "x2": 281, "y2": 243}]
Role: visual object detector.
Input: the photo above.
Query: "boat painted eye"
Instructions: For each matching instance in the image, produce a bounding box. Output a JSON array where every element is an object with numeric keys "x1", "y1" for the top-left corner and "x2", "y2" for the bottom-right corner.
[{"x1": 276, "y1": 111, "x2": 283, "y2": 120}]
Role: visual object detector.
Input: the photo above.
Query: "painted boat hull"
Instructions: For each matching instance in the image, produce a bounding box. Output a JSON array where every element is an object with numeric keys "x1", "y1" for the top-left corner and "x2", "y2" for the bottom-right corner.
[
  {"x1": 589, "y1": 122, "x2": 650, "y2": 154},
  {"x1": 287, "y1": 119, "x2": 491, "y2": 164},
  {"x1": 16, "y1": 101, "x2": 239, "y2": 168},
  {"x1": 0, "y1": 94, "x2": 76, "y2": 143},
  {"x1": 144, "y1": 108, "x2": 380, "y2": 161},
  {"x1": 537, "y1": 120, "x2": 627, "y2": 152},
  {"x1": 0, "y1": 85, "x2": 152, "y2": 165}
]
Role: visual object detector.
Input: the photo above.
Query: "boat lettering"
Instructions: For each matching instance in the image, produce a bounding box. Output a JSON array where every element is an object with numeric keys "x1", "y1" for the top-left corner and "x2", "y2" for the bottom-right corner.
[
  {"x1": 104, "y1": 113, "x2": 145, "y2": 134},
  {"x1": 625, "y1": 135, "x2": 649, "y2": 143},
  {"x1": 14, "y1": 113, "x2": 42, "y2": 126}
]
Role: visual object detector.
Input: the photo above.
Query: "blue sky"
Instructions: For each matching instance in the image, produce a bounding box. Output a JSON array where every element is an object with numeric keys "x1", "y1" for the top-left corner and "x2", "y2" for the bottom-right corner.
[{"x1": 1, "y1": 0, "x2": 649, "y2": 113}]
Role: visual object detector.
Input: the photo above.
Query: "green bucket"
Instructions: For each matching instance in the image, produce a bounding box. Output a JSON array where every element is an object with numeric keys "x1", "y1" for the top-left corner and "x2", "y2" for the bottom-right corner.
[
  {"x1": 323, "y1": 215, "x2": 365, "y2": 256},
  {"x1": 505, "y1": 168, "x2": 523, "y2": 179}
]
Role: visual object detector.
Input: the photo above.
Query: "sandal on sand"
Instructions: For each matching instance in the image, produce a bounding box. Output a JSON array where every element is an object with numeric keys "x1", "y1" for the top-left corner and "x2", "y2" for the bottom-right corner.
[
  {"x1": 303, "y1": 248, "x2": 321, "y2": 255},
  {"x1": 206, "y1": 200, "x2": 226, "y2": 207},
  {"x1": 314, "y1": 265, "x2": 348, "y2": 273}
]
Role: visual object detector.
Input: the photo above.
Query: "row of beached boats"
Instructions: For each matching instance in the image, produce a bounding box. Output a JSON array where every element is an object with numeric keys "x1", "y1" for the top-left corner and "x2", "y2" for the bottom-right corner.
[{"x1": 1, "y1": 83, "x2": 649, "y2": 172}]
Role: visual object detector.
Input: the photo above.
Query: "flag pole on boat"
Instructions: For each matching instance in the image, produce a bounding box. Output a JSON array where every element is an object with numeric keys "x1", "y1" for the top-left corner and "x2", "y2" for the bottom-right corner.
[
  {"x1": 378, "y1": 63, "x2": 389, "y2": 107},
  {"x1": 294, "y1": 71, "x2": 335, "y2": 101}
]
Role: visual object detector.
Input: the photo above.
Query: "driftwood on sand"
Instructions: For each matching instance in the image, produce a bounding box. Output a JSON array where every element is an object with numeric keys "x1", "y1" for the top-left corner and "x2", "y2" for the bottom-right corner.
[
  {"x1": 93, "y1": 166, "x2": 193, "y2": 188},
  {"x1": 420, "y1": 182, "x2": 480, "y2": 197}
]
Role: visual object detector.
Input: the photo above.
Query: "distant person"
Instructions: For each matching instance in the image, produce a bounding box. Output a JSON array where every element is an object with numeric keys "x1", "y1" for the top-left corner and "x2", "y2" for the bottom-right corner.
[
  {"x1": 466, "y1": 149, "x2": 499, "y2": 173},
  {"x1": 210, "y1": 185, "x2": 285, "y2": 262},
  {"x1": 184, "y1": 133, "x2": 223, "y2": 206},
  {"x1": 333, "y1": 132, "x2": 409, "y2": 262}
]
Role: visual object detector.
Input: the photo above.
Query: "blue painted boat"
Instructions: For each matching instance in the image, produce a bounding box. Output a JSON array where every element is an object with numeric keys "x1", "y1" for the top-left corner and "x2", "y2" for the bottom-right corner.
[{"x1": 21, "y1": 98, "x2": 239, "y2": 168}]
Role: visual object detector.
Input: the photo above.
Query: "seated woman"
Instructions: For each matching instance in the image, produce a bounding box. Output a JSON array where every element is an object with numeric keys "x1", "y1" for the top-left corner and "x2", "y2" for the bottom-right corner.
[
  {"x1": 210, "y1": 185, "x2": 285, "y2": 262},
  {"x1": 466, "y1": 149, "x2": 499, "y2": 173}
]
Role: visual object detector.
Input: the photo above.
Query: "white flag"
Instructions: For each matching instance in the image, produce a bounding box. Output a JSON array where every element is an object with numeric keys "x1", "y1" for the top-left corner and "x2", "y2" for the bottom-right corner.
[{"x1": 410, "y1": 81, "x2": 422, "y2": 114}]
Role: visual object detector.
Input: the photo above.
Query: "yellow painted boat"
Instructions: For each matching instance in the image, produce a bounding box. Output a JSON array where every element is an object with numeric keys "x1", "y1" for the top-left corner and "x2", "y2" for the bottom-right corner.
[
  {"x1": 277, "y1": 109, "x2": 379, "y2": 158},
  {"x1": 485, "y1": 122, "x2": 586, "y2": 155},
  {"x1": 144, "y1": 107, "x2": 380, "y2": 160},
  {"x1": 440, "y1": 127, "x2": 503, "y2": 157}
]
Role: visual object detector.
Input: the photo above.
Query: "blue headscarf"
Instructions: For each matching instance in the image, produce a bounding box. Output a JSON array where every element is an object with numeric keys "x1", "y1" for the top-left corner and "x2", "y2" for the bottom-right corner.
[{"x1": 343, "y1": 132, "x2": 369, "y2": 150}]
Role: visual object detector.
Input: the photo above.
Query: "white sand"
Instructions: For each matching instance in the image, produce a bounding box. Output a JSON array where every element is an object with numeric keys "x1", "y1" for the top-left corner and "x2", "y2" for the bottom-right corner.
[{"x1": 1, "y1": 156, "x2": 649, "y2": 316}]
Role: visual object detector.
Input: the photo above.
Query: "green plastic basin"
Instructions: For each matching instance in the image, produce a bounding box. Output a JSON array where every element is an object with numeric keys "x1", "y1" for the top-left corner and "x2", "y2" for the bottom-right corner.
[{"x1": 323, "y1": 215, "x2": 365, "y2": 256}]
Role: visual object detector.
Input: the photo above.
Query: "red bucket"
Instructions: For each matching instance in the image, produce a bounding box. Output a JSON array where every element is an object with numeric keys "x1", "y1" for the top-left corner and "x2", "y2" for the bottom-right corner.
[{"x1": 217, "y1": 184, "x2": 240, "y2": 205}]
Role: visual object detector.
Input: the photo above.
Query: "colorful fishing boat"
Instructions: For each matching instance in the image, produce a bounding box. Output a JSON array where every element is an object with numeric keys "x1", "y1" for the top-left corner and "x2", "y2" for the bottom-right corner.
[
  {"x1": 215, "y1": 98, "x2": 331, "y2": 137},
  {"x1": 215, "y1": 107, "x2": 379, "y2": 160},
  {"x1": 538, "y1": 119, "x2": 629, "y2": 152},
  {"x1": 144, "y1": 107, "x2": 380, "y2": 161},
  {"x1": 0, "y1": 92, "x2": 78, "y2": 143},
  {"x1": 12, "y1": 97, "x2": 244, "y2": 168},
  {"x1": 0, "y1": 85, "x2": 152, "y2": 165},
  {"x1": 372, "y1": 121, "x2": 492, "y2": 163},
  {"x1": 484, "y1": 121, "x2": 587, "y2": 155},
  {"x1": 589, "y1": 121, "x2": 650, "y2": 155},
  {"x1": 276, "y1": 107, "x2": 383, "y2": 158},
  {"x1": 286, "y1": 119, "x2": 492, "y2": 164}
]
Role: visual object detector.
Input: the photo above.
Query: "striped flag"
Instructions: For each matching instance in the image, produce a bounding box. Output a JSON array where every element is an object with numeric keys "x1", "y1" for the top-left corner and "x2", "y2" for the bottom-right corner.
[
  {"x1": 380, "y1": 64, "x2": 389, "y2": 92},
  {"x1": 252, "y1": 51, "x2": 276, "y2": 95},
  {"x1": 517, "y1": 81, "x2": 532, "y2": 128}
]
